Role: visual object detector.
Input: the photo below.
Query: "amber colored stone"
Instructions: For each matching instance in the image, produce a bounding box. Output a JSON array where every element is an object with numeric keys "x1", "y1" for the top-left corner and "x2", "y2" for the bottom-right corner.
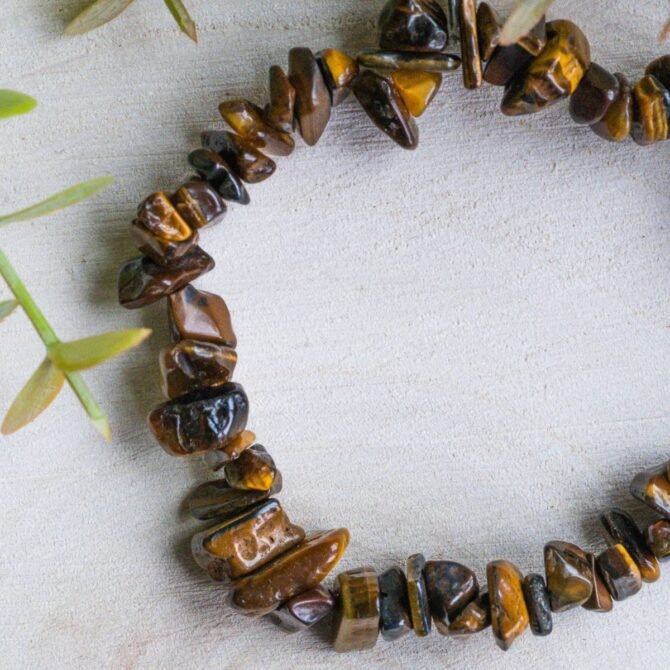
[
  {"x1": 269, "y1": 586, "x2": 335, "y2": 633},
  {"x1": 231, "y1": 528, "x2": 350, "y2": 616},
  {"x1": 647, "y1": 519, "x2": 670, "y2": 559},
  {"x1": 219, "y1": 99, "x2": 294, "y2": 157},
  {"x1": 582, "y1": 553, "x2": 614, "y2": 613},
  {"x1": 522, "y1": 574, "x2": 552, "y2": 636},
  {"x1": 332, "y1": 567, "x2": 380, "y2": 652},
  {"x1": 544, "y1": 541, "x2": 593, "y2": 613},
  {"x1": 148, "y1": 382, "x2": 249, "y2": 457},
  {"x1": 501, "y1": 20, "x2": 591, "y2": 116},
  {"x1": 378, "y1": 566, "x2": 412, "y2": 641},
  {"x1": 447, "y1": 592, "x2": 491, "y2": 636},
  {"x1": 118, "y1": 248, "x2": 214, "y2": 310},
  {"x1": 224, "y1": 445, "x2": 277, "y2": 492},
  {"x1": 601, "y1": 509, "x2": 660, "y2": 583},
  {"x1": 476, "y1": 2, "x2": 501, "y2": 61},
  {"x1": 187, "y1": 474, "x2": 282, "y2": 522},
  {"x1": 591, "y1": 73, "x2": 633, "y2": 142},
  {"x1": 357, "y1": 49, "x2": 462, "y2": 72},
  {"x1": 129, "y1": 220, "x2": 197, "y2": 268},
  {"x1": 631, "y1": 75, "x2": 670, "y2": 146},
  {"x1": 378, "y1": 0, "x2": 448, "y2": 53},
  {"x1": 646, "y1": 55, "x2": 670, "y2": 89},
  {"x1": 172, "y1": 178, "x2": 227, "y2": 230},
  {"x1": 188, "y1": 147, "x2": 250, "y2": 205},
  {"x1": 317, "y1": 49, "x2": 359, "y2": 107},
  {"x1": 424, "y1": 560, "x2": 479, "y2": 634},
  {"x1": 406, "y1": 554, "x2": 431, "y2": 636},
  {"x1": 487, "y1": 560, "x2": 529, "y2": 651},
  {"x1": 569, "y1": 63, "x2": 620, "y2": 125},
  {"x1": 204, "y1": 430, "x2": 256, "y2": 469},
  {"x1": 264, "y1": 65, "x2": 296, "y2": 134},
  {"x1": 191, "y1": 499, "x2": 305, "y2": 582},
  {"x1": 459, "y1": 0, "x2": 483, "y2": 89},
  {"x1": 352, "y1": 70, "x2": 418, "y2": 150},
  {"x1": 202, "y1": 131, "x2": 276, "y2": 184},
  {"x1": 391, "y1": 70, "x2": 442, "y2": 117},
  {"x1": 630, "y1": 461, "x2": 670, "y2": 518},
  {"x1": 288, "y1": 47, "x2": 332, "y2": 146},
  {"x1": 597, "y1": 544, "x2": 642, "y2": 602}
]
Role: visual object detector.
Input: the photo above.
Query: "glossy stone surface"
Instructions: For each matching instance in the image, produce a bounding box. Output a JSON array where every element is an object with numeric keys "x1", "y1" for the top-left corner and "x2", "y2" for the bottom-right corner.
[
  {"x1": 378, "y1": 566, "x2": 412, "y2": 641},
  {"x1": 487, "y1": 560, "x2": 529, "y2": 651},
  {"x1": 407, "y1": 553, "x2": 431, "y2": 636},
  {"x1": 148, "y1": 382, "x2": 249, "y2": 457},
  {"x1": 447, "y1": 592, "x2": 491, "y2": 636},
  {"x1": 601, "y1": 508, "x2": 660, "y2": 583},
  {"x1": 332, "y1": 567, "x2": 380, "y2": 652},
  {"x1": 597, "y1": 544, "x2": 642, "y2": 602},
  {"x1": 317, "y1": 49, "x2": 359, "y2": 107},
  {"x1": 160, "y1": 340, "x2": 237, "y2": 400},
  {"x1": 357, "y1": 49, "x2": 462, "y2": 72},
  {"x1": 224, "y1": 445, "x2": 278, "y2": 492},
  {"x1": 269, "y1": 586, "x2": 335, "y2": 633},
  {"x1": 630, "y1": 460, "x2": 670, "y2": 518},
  {"x1": 192, "y1": 499, "x2": 305, "y2": 582},
  {"x1": 231, "y1": 528, "x2": 350, "y2": 616},
  {"x1": 501, "y1": 20, "x2": 591, "y2": 116},
  {"x1": 288, "y1": 47, "x2": 332, "y2": 146},
  {"x1": 544, "y1": 541, "x2": 593, "y2": 613},
  {"x1": 352, "y1": 70, "x2": 418, "y2": 150},
  {"x1": 631, "y1": 75, "x2": 670, "y2": 146},
  {"x1": 591, "y1": 73, "x2": 633, "y2": 142},
  {"x1": 646, "y1": 55, "x2": 670, "y2": 89},
  {"x1": 391, "y1": 70, "x2": 442, "y2": 117},
  {"x1": 647, "y1": 519, "x2": 670, "y2": 559},
  {"x1": 569, "y1": 63, "x2": 620, "y2": 125},
  {"x1": 188, "y1": 147, "x2": 250, "y2": 205},
  {"x1": 219, "y1": 99, "x2": 294, "y2": 157},
  {"x1": 582, "y1": 553, "x2": 614, "y2": 613},
  {"x1": 264, "y1": 65, "x2": 296, "y2": 134},
  {"x1": 187, "y1": 474, "x2": 283, "y2": 521},
  {"x1": 522, "y1": 574, "x2": 552, "y2": 636},
  {"x1": 378, "y1": 0, "x2": 448, "y2": 53},
  {"x1": 118, "y1": 247, "x2": 214, "y2": 310},
  {"x1": 201, "y1": 131, "x2": 276, "y2": 184},
  {"x1": 168, "y1": 284, "x2": 236, "y2": 348},
  {"x1": 459, "y1": 0, "x2": 483, "y2": 89},
  {"x1": 204, "y1": 430, "x2": 256, "y2": 468},
  {"x1": 424, "y1": 560, "x2": 479, "y2": 634},
  {"x1": 476, "y1": 2, "x2": 501, "y2": 61},
  {"x1": 171, "y1": 178, "x2": 227, "y2": 230}
]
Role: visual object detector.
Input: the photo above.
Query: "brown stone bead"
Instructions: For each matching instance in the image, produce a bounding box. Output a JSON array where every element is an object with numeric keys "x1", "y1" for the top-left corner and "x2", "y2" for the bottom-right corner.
[
  {"x1": 317, "y1": 49, "x2": 359, "y2": 107},
  {"x1": 647, "y1": 520, "x2": 670, "y2": 560},
  {"x1": 171, "y1": 179, "x2": 227, "y2": 230},
  {"x1": 148, "y1": 382, "x2": 249, "y2": 457},
  {"x1": 569, "y1": 63, "x2": 620, "y2": 125},
  {"x1": 544, "y1": 541, "x2": 593, "y2": 613},
  {"x1": 231, "y1": 528, "x2": 350, "y2": 616},
  {"x1": 118, "y1": 247, "x2": 214, "y2": 310},
  {"x1": 219, "y1": 99, "x2": 294, "y2": 157},
  {"x1": 352, "y1": 70, "x2": 419, "y2": 150},
  {"x1": 391, "y1": 70, "x2": 442, "y2": 117},
  {"x1": 378, "y1": 0, "x2": 448, "y2": 53},
  {"x1": 597, "y1": 544, "x2": 642, "y2": 602},
  {"x1": 630, "y1": 460, "x2": 670, "y2": 518},
  {"x1": 476, "y1": 2, "x2": 501, "y2": 61},
  {"x1": 332, "y1": 567, "x2": 380, "y2": 652},
  {"x1": 591, "y1": 73, "x2": 633, "y2": 142},
  {"x1": 168, "y1": 284, "x2": 236, "y2": 348},
  {"x1": 646, "y1": 55, "x2": 670, "y2": 89},
  {"x1": 522, "y1": 574, "x2": 552, "y2": 636},
  {"x1": 205, "y1": 131, "x2": 276, "y2": 184},
  {"x1": 378, "y1": 566, "x2": 412, "y2": 641},
  {"x1": 224, "y1": 445, "x2": 277, "y2": 492},
  {"x1": 459, "y1": 0, "x2": 483, "y2": 89},
  {"x1": 269, "y1": 586, "x2": 335, "y2": 634},
  {"x1": 357, "y1": 49, "x2": 462, "y2": 72},
  {"x1": 487, "y1": 560, "x2": 529, "y2": 651},
  {"x1": 447, "y1": 592, "x2": 491, "y2": 636},
  {"x1": 631, "y1": 75, "x2": 670, "y2": 146},
  {"x1": 187, "y1": 473, "x2": 283, "y2": 522},
  {"x1": 501, "y1": 20, "x2": 591, "y2": 116},
  {"x1": 424, "y1": 560, "x2": 479, "y2": 634},
  {"x1": 129, "y1": 221, "x2": 197, "y2": 268},
  {"x1": 204, "y1": 430, "x2": 256, "y2": 469},
  {"x1": 189, "y1": 146, "x2": 250, "y2": 205},
  {"x1": 582, "y1": 553, "x2": 614, "y2": 613},
  {"x1": 264, "y1": 65, "x2": 295, "y2": 134},
  {"x1": 601, "y1": 508, "x2": 660, "y2": 583},
  {"x1": 407, "y1": 553, "x2": 431, "y2": 636},
  {"x1": 191, "y1": 499, "x2": 305, "y2": 583},
  {"x1": 288, "y1": 47, "x2": 332, "y2": 147}
]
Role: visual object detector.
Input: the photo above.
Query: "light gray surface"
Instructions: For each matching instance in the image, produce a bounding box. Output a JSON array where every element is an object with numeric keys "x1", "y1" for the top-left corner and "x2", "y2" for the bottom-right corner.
[{"x1": 2, "y1": 1, "x2": 670, "y2": 668}]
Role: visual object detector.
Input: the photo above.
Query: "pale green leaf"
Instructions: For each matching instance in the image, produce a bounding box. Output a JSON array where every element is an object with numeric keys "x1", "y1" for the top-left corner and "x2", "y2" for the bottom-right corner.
[
  {"x1": 0, "y1": 300, "x2": 17, "y2": 322},
  {"x1": 49, "y1": 328, "x2": 152, "y2": 372},
  {"x1": 2, "y1": 357, "x2": 65, "y2": 435},
  {"x1": 0, "y1": 90, "x2": 37, "y2": 119},
  {"x1": 0, "y1": 176, "x2": 114, "y2": 227},
  {"x1": 65, "y1": 0, "x2": 135, "y2": 35},
  {"x1": 500, "y1": 0, "x2": 555, "y2": 47},
  {"x1": 163, "y1": 0, "x2": 197, "y2": 42}
]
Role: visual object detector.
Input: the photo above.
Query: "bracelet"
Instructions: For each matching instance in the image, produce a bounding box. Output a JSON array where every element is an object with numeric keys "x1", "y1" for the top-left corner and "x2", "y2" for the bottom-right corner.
[{"x1": 116, "y1": 0, "x2": 670, "y2": 653}]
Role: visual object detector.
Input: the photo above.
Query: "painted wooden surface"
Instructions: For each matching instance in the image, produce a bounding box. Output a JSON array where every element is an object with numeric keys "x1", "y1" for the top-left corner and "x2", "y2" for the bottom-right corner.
[{"x1": 2, "y1": 1, "x2": 670, "y2": 668}]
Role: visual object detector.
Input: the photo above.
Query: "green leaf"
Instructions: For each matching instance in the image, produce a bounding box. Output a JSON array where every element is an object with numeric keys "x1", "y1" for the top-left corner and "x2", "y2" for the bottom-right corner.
[
  {"x1": 49, "y1": 328, "x2": 152, "y2": 372},
  {"x1": 0, "y1": 300, "x2": 17, "y2": 322},
  {"x1": 163, "y1": 0, "x2": 197, "y2": 42},
  {"x1": 2, "y1": 357, "x2": 65, "y2": 435},
  {"x1": 500, "y1": 0, "x2": 555, "y2": 47},
  {"x1": 65, "y1": 0, "x2": 135, "y2": 36},
  {"x1": 0, "y1": 176, "x2": 114, "y2": 227},
  {"x1": 0, "y1": 90, "x2": 37, "y2": 119}
]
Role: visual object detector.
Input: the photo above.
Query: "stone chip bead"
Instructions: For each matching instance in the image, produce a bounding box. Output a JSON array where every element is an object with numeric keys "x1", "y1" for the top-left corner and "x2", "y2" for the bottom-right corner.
[
  {"x1": 224, "y1": 445, "x2": 278, "y2": 492},
  {"x1": 264, "y1": 65, "x2": 296, "y2": 134},
  {"x1": 458, "y1": 0, "x2": 483, "y2": 89},
  {"x1": 231, "y1": 528, "x2": 350, "y2": 616},
  {"x1": 487, "y1": 560, "x2": 529, "y2": 651},
  {"x1": 569, "y1": 63, "x2": 620, "y2": 125},
  {"x1": 189, "y1": 146, "x2": 250, "y2": 205},
  {"x1": 332, "y1": 567, "x2": 381, "y2": 652},
  {"x1": 406, "y1": 553, "x2": 431, "y2": 636},
  {"x1": 391, "y1": 70, "x2": 442, "y2": 117},
  {"x1": 269, "y1": 586, "x2": 335, "y2": 634},
  {"x1": 317, "y1": 49, "x2": 359, "y2": 107},
  {"x1": 191, "y1": 499, "x2": 305, "y2": 582},
  {"x1": 522, "y1": 574, "x2": 552, "y2": 637},
  {"x1": 582, "y1": 553, "x2": 614, "y2": 613},
  {"x1": 631, "y1": 75, "x2": 670, "y2": 146},
  {"x1": 378, "y1": 566, "x2": 412, "y2": 641},
  {"x1": 357, "y1": 49, "x2": 462, "y2": 73},
  {"x1": 630, "y1": 460, "x2": 670, "y2": 519},
  {"x1": 171, "y1": 178, "x2": 227, "y2": 230},
  {"x1": 646, "y1": 55, "x2": 670, "y2": 89},
  {"x1": 544, "y1": 541, "x2": 593, "y2": 612},
  {"x1": 204, "y1": 430, "x2": 256, "y2": 468},
  {"x1": 597, "y1": 544, "x2": 642, "y2": 602},
  {"x1": 204, "y1": 131, "x2": 277, "y2": 184},
  {"x1": 647, "y1": 520, "x2": 670, "y2": 560},
  {"x1": 590, "y1": 73, "x2": 633, "y2": 142},
  {"x1": 378, "y1": 0, "x2": 448, "y2": 53},
  {"x1": 476, "y1": 2, "x2": 501, "y2": 62},
  {"x1": 448, "y1": 592, "x2": 491, "y2": 636}
]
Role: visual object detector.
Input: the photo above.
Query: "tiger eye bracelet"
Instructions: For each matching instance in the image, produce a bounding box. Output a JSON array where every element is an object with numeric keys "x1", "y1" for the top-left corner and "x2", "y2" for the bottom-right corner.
[{"x1": 117, "y1": 0, "x2": 670, "y2": 653}]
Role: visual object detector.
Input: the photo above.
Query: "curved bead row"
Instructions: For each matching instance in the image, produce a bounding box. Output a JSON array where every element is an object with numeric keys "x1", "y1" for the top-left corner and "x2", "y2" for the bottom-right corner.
[{"x1": 116, "y1": 0, "x2": 670, "y2": 653}]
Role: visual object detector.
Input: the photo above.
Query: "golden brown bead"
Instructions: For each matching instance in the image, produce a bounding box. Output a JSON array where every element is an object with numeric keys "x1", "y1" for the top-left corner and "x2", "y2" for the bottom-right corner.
[
  {"x1": 630, "y1": 460, "x2": 670, "y2": 518},
  {"x1": 264, "y1": 65, "x2": 296, "y2": 134},
  {"x1": 406, "y1": 553, "x2": 431, "y2": 636},
  {"x1": 582, "y1": 553, "x2": 614, "y2": 613},
  {"x1": 447, "y1": 592, "x2": 491, "y2": 636},
  {"x1": 224, "y1": 445, "x2": 278, "y2": 492},
  {"x1": 476, "y1": 2, "x2": 501, "y2": 61},
  {"x1": 597, "y1": 544, "x2": 642, "y2": 602},
  {"x1": 544, "y1": 541, "x2": 593, "y2": 613},
  {"x1": 391, "y1": 70, "x2": 442, "y2": 117},
  {"x1": 357, "y1": 49, "x2": 462, "y2": 73},
  {"x1": 647, "y1": 519, "x2": 670, "y2": 560},
  {"x1": 332, "y1": 567, "x2": 380, "y2": 652},
  {"x1": 458, "y1": 0, "x2": 483, "y2": 89},
  {"x1": 203, "y1": 430, "x2": 256, "y2": 470},
  {"x1": 378, "y1": 0, "x2": 448, "y2": 53},
  {"x1": 171, "y1": 179, "x2": 227, "y2": 230},
  {"x1": 591, "y1": 73, "x2": 633, "y2": 142},
  {"x1": 424, "y1": 560, "x2": 479, "y2": 635},
  {"x1": 189, "y1": 146, "x2": 251, "y2": 205},
  {"x1": 317, "y1": 49, "x2": 359, "y2": 107},
  {"x1": 631, "y1": 75, "x2": 670, "y2": 146},
  {"x1": 569, "y1": 63, "x2": 620, "y2": 125},
  {"x1": 487, "y1": 560, "x2": 529, "y2": 651}
]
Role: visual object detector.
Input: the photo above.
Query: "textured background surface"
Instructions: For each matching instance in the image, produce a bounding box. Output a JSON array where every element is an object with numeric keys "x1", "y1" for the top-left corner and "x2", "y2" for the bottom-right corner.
[{"x1": 2, "y1": 1, "x2": 670, "y2": 668}]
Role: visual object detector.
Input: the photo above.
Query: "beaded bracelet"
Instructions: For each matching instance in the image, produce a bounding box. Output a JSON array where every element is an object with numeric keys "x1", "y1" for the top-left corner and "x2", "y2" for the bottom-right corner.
[{"x1": 116, "y1": 0, "x2": 670, "y2": 653}]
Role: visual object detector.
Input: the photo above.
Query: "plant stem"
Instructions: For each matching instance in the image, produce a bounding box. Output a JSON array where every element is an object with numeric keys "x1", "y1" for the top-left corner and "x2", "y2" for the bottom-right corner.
[{"x1": 0, "y1": 248, "x2": 111, "y2": 440}]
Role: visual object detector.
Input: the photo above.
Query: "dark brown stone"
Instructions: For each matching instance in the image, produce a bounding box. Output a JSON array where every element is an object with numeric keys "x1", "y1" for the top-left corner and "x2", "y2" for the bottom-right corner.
[
  {"x1": 378, "y1": 0, "x2": 448, "y2": 53},
  {"x1": 476, "y1": 2, "x2": 501, "y2": 61},
  {"x1": 200, "y1": 131, "x2": 276, "y2": 184},
  {"x1": 544, "y1": 541, "x2": 593, "y2": 613},
  {"x1": 171, "y1": 178, "x2": 227, "y2": 230},
  {"x1": 597, "y1": 544, "x2": 642, "y2": 602},
  {"x1": 224, "y1": 445, "x2": 278, "y2": 492},
  {"x1": 264, "y1": 65, "x2": 296, "y2": 134},
  {"x1": 522, "y1": 574, "x2": 552, "y2": 636},
  {"x1": 646, "y1": 55, "x2": 670, "y2": 90},
  {"x1": 269, "y1": 586, "x2": 335, "y2": 633},
  {"x1": 582, "y1": 553, "x2": 614, "y2": 613},
  {"x1": 647, "y1": 519, "x2": 670, "y2": 559},
  {"x1": 188, "y1": 147, "x2": 250, "y2": 205},
  {"x1": 569, "y1": 63, "x2": 620, "y2": 125},
  {"x1": 591, "y1": 73, "x2": 633, "y2": 142},
  {"x1": 630, "y1": 460, "x2": 670, "y2": 519},
  {"x1": 424, "y1": 560, "x2": 479, "y2": 634},
  {"x1": 459, "y1": 0, "x2": 483, "y2": 89},
  {"x1": 448, "y1": 592, "x2": 491, "y2": 636}
]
